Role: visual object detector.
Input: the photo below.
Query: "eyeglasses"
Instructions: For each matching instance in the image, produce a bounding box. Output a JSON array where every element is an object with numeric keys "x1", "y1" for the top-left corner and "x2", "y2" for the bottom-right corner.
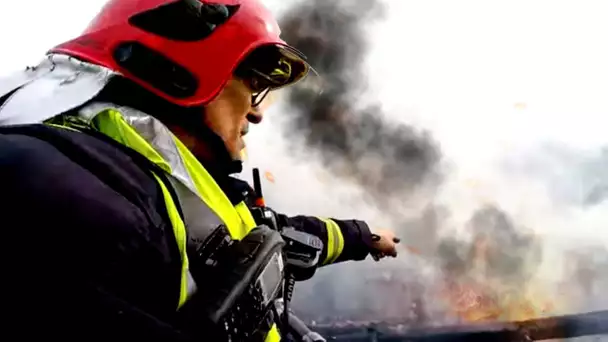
[
  {"x1": 242, "y1": 59, "x2": 290, "y2": 107},
  {"x1": 251, "y1": 87, "x2": 271, "y2": 107},
  {"x1": 235, "y1": 45, "x2": 309, "y2": 107}
]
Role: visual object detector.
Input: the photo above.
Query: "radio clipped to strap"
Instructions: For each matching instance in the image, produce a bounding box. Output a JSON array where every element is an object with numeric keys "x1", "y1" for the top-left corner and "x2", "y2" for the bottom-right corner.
[{"x1": 176, "y1": 224, "x2": 286, "y2": 341}]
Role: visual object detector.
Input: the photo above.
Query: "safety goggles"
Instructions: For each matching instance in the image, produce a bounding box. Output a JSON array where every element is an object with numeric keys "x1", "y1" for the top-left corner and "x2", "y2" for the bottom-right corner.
[{"x1": 235, "y1": 45, "x2": 311, "y2": 107}]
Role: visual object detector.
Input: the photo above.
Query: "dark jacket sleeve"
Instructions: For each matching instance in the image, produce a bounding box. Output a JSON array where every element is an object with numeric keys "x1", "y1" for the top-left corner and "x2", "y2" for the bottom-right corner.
[
  {"x1": 232, "y1": 176, "x2": 375, "y2": 266},
  {"x1": 274, "y1": 213, "x2": 374, "y2": 266},
  {"x1": 0, "y1": 130, "x2": 190, "y2": 340}
]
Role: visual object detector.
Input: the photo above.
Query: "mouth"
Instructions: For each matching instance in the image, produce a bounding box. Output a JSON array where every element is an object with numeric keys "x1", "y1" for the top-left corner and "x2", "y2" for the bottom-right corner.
[
  {"x1": 240, "y1": 123, "x2": 249, "y2": 137},
  {"x1": 239, "y1": 124, "x2": 249, "y2": 150}
]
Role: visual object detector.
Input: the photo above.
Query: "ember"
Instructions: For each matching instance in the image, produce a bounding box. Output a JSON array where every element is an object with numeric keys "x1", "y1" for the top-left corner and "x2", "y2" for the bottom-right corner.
[{"x1": 264, "y1": 171, "x2": 276, "y2": 183}]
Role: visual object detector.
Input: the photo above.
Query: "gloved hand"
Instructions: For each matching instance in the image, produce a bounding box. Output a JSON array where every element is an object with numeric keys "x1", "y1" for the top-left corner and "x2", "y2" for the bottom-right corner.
[{"x1": 370, "y1": 228, "x2": 400, "y2": 261}]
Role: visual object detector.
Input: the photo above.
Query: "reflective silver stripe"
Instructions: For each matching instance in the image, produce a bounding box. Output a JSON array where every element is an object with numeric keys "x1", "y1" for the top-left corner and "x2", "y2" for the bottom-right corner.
[
  {"x1": 167, "y1": 176, "x2": 225, "y2": 248},
  {"x1": 185, "y1": 269, "x2": 198, "y2": 301},
  {"x1": 0, "y1": 50, "x2": 230, "y2": 302},
  {"x1": 0, "y1": 54, "x2": 116, "y2": 126},
  {"x1": 78, "y1": 102, "x2": 198, "y2": 196},
  {"x1": 78, "y1": 102, "x2": 228, "y2": 300},
  {"x1": 79, "y1": 102, "x2": 224, "y2": 245}
]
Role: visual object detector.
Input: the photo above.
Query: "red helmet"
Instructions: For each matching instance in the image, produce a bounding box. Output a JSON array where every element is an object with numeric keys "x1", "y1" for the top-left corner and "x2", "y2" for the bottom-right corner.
[{"x1": 50, "y1": 0, "x2": 309, "y2": 107}]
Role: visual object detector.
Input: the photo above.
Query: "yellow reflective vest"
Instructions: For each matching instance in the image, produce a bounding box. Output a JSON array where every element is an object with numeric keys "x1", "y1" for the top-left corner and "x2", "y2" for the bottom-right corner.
[{"x1": 48, "y1": 102, "x2": 281, "y2": 342}]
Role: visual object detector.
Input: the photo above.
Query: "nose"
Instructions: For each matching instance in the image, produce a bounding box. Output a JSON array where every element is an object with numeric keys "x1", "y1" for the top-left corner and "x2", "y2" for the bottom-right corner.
[{"x1": 247, "y1": 107, "x2": 264, "y2": 124}]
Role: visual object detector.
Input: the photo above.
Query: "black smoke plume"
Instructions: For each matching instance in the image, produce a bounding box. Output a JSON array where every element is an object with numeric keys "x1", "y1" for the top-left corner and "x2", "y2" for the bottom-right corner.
[{"x1": 278, "y1": 0, "x2": 442, "y2": 202}]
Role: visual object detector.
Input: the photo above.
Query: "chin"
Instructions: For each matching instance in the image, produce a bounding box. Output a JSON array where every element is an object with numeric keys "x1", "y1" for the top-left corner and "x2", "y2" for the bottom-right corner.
[
  {"x1": 229, "y1": 151, "x2": 241, "y2": 161},
  {"x1": 229, "y1": 147, "x2": 243, "y2": 161}
]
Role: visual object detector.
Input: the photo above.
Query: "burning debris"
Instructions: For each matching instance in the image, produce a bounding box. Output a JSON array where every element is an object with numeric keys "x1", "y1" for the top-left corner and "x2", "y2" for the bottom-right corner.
[
  {"x1": 289, "y1": 201, "x2": 608, "y2": 341},
  {"x1": 292, "y1": 204, "x2": 557, "y2": 329},
  {"x1": 435, "y1": 205, "x2": 546, "y2": 323},
  {"x1": 278, "y1": 0, "x2": 442, "y2": 205}
]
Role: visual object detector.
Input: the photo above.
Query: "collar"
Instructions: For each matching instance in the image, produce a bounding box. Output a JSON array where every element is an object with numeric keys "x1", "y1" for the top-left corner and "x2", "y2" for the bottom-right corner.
[
  {"x1": 188, "y1": 122, "x2": 244, "y2": 176},
  {"x1": 96, "y1": 76, "x2": 244, "y2": 176},
  {"x1": 214, "y1": 175, "x2": 253, "y2": 205}
]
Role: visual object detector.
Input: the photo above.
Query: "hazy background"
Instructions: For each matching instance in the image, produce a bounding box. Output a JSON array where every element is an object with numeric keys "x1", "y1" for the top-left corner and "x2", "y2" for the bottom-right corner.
[
  {"x1": 2, "y1": 0, "x2": 608, "y2": 333},
  {"x1": 244, "y1": 0, "x2": 608, "y2": 327}
]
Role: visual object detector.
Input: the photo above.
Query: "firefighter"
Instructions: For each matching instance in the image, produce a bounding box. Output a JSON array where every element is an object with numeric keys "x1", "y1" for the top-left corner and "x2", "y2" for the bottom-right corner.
[{"x1": 0, "y1": 0, "x2": 399, "y2": 340}]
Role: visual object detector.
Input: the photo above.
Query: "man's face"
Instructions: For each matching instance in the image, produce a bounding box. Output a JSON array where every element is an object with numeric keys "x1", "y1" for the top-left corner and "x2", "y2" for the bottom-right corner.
[{"x1": 203, "y1": 77, "x2": 265, "y2": 160}]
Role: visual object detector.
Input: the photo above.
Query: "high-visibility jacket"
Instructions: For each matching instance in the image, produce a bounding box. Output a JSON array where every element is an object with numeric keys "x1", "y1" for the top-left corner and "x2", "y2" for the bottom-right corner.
[
  {"x1": 0, "y1": 54, "x2": 280, "y2": 340},
  {"x1": 59, "y1": 103, "x2": 287, "y2": 341},
  {"x1": 0, "y1": 54, "x2": 374, "y2": 341},
  {"x1": 1, "y1": 102, "x2": 281, "y2": 340},
  {"x1": 0, "y1": 54, "x2": 373, "y2": 269}
]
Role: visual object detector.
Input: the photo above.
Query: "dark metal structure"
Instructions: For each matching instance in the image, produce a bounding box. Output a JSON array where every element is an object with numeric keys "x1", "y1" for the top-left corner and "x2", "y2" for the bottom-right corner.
[{"x1": 313, "y1": 310, "x2": 608, "y2": 341}]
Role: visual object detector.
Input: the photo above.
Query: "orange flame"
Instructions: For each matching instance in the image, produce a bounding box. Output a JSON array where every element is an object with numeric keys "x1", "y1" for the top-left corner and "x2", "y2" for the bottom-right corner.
[
  {"x1": 438, "y1": 234, "x2": 556, "y2": 323},
  {"x1": 440, "y1": 273, "x2": 556, "y2": 322},
  {"x1": 440, "y1": 281, "x2": 553, "y2": 323}
]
